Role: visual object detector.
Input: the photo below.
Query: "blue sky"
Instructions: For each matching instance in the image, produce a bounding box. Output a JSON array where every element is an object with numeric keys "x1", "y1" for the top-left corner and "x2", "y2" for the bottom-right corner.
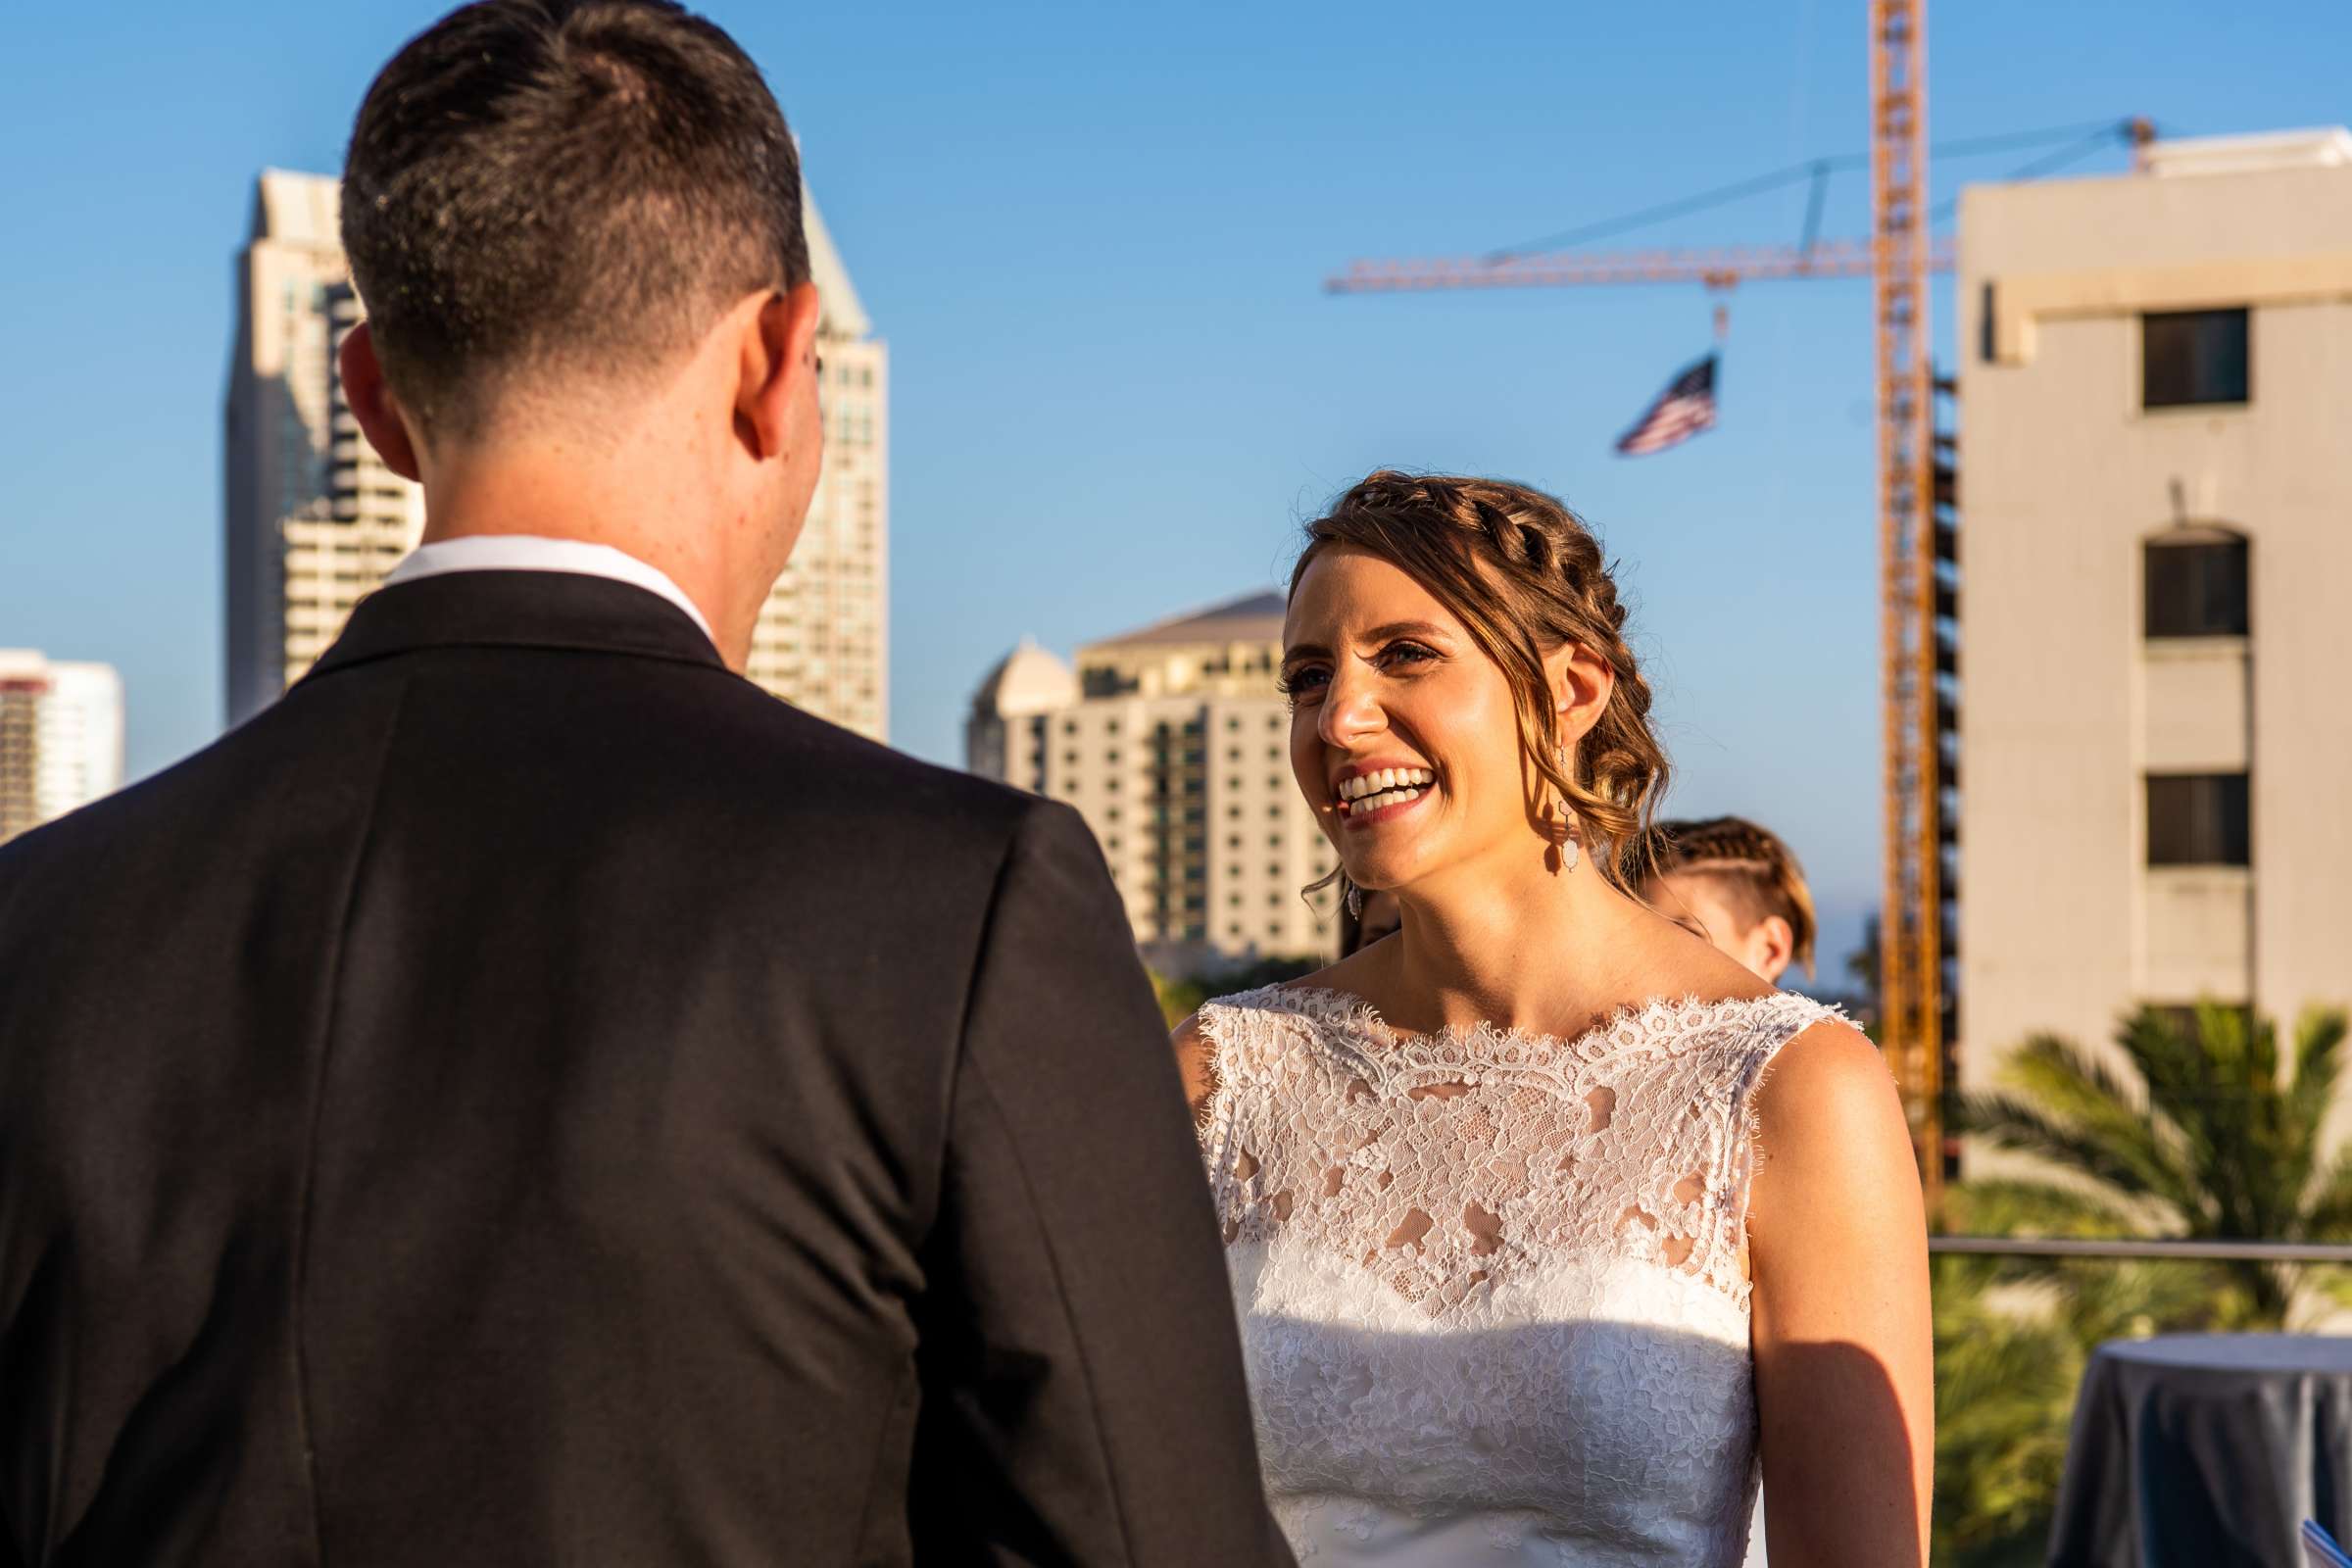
[{"x1": 3, "y1": 0, "x2": 2345, "y2": 971}]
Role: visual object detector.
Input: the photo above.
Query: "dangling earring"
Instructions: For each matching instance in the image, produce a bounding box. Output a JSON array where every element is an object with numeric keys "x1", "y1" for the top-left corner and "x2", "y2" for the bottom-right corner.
[
  {"x1": 1551, "y1": 742, "x2": 1580, "y2": 874},
  {"x1": 1346, "y1": 882, "x2": 1364, "y2": 917}
]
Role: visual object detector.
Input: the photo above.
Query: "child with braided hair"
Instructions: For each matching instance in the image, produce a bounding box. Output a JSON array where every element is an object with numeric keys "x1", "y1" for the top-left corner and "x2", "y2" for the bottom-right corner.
[{"x1": 1640, "y1": 815, "x2": 1819, "y2": 987}]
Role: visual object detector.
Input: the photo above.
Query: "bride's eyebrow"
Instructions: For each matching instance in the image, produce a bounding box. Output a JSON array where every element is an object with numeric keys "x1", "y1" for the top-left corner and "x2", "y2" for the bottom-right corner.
[
  {"x1": 1360, "y1": 619, "x2": 1451, "y2": 643},
  {"x1": 1280, "y1": 642, "x2": 1330, "y2": 665}
]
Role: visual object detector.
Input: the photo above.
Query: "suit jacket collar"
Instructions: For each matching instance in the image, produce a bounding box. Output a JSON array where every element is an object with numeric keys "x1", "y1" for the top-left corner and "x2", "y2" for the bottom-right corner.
[{"x1": 299, "y1": 569, "x2": 731, "y2": 687}]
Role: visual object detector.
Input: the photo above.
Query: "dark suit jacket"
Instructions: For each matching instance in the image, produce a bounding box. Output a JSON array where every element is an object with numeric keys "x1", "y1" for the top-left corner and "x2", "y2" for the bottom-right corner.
[{"x1": 0, "y1": 571, "x2": 1290, "y2": 1567}]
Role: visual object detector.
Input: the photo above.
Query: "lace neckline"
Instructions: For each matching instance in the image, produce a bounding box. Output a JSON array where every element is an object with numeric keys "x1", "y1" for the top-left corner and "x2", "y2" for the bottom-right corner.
[{"x1": 1234, "y1": 982, "x2": 1812, "y2": 1069}]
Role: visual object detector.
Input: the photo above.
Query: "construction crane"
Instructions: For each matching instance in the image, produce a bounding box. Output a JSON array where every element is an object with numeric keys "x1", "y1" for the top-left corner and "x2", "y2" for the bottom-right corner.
[
  {"x1": 1324, "y1": 0, "x2": 1971, "y2": 1206},
  {"x1": 1868, "y1": 0, "x2": 1946, "y2": 1213}
]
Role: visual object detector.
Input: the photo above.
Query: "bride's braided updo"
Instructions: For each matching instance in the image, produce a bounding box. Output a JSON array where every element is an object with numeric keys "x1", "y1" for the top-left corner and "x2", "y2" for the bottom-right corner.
[{"x1": 1291, "y1": 470, "x2": 1669, "y2": 894}]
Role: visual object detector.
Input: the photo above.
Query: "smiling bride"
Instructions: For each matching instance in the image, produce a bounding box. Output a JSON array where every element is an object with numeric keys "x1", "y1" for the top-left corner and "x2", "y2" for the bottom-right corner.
[{"x1": 1175, "y1": 470, "x2": 1933, "y2": 1567}]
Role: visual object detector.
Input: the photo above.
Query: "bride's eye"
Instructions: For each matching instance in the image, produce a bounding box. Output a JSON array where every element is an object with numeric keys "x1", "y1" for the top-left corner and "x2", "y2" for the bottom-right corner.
[
  {"x1": 1380, "y1": 641, "x2": 1439, "y2": 670},
  {"x1": 1277, "y1": 664, "x2": 1330, "y2": 704}
]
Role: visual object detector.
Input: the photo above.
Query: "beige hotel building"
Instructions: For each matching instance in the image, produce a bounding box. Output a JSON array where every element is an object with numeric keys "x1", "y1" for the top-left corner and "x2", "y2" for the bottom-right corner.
[
  {"x1": 969, "y1": 593, "x2": 1340, "y2": 974},
  {"x1": 1955, "y1": 127, "x2": 2352, "y2": 1086},
  {"x1": 0, "y1": 651, "x2": 124, "y2": 848},
  {"x1": 224, "y1": 170, "x2": 888, "y2": 741}
]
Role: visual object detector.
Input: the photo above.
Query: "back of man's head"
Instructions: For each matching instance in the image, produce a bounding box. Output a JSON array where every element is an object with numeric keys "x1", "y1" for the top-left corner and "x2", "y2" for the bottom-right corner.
[{"x1": 342, "y1": 0, "x2": 809, "y2": 439}]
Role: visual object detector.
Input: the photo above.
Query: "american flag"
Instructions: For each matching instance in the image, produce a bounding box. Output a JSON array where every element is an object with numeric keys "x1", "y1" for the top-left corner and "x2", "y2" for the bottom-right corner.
[{"x1": 1614, "y1": 354, "x2": 1718, "y2": 457}]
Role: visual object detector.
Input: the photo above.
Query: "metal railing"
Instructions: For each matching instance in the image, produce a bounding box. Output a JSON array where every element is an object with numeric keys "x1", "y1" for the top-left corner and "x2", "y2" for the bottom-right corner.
[{"x1": 1930, "y1": 1236, "x2": 2352, "y2": 1263}]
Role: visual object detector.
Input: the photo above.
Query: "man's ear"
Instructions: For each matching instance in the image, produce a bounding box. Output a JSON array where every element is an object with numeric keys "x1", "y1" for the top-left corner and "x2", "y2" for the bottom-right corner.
[
  {"x1": 338, "y1": 322, "x2": 421, "y2": 482},
  {"x1": 735, "y1": 281, "x2": 822, "y2": 460}
]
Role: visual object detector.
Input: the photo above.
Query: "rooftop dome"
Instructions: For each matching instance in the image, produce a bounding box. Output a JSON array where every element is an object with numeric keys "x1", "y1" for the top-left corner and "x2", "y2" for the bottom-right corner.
[{"x1": 972, "y1": 638, "x2": 1077, "y2": 718}]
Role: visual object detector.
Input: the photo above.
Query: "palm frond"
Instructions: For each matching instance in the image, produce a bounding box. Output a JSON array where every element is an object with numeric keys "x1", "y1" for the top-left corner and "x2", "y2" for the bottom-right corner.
[
  {"x1": 1970, "y1": 1034, "x2": 2203, "y2": 1213},
  {"x1": 2288, "y1": 1008, "x2": 2352, "y2": 1166},
  {"x1": 2296, "y1": 1146, "x2": 2352, "y2": 1242},
  {"x1": 1959, "y1": 1088, "x2": 2202, "y2": 1221},
  {"x1": 2119, "y1": 1008, "x2": 2236, "y2": 1215},
  {"x1": 1945, "y1": 1177, "x2": 2142, "y2": 1238}
]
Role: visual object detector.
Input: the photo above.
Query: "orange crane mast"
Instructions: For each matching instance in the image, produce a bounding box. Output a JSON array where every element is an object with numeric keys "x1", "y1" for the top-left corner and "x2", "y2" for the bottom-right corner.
[{"x1": 1870, "y1": 0, "x2": 1948, "y2": 1213}]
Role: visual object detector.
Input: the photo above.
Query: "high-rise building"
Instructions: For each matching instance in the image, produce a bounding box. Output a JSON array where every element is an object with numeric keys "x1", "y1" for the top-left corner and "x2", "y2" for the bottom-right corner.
[
  {"x1": 0, "y1": 651, "x2": 124, "y2": 846},
  {"x1": 224, "y1": 170, "x2": 888, "y2": 741},
  {"x1": 1955, "y1": 127, "x2": 2352, "y2": 1086},
  {"x1": 223, "y1": 171, "x2": 416, "y2": 723},
  {"x1": 756, "y1": 199, "x2": 889, "y2": 742},
  {"x1": 969, "y1": 593, "x2": 1339, "y2": 974}
]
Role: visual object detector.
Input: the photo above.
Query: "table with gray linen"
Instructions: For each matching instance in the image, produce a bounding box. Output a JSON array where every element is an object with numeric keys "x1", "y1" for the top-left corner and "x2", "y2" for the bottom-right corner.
[{"x1": 2049, "y1": 1334, "x2": 2352, "y2": 1567}]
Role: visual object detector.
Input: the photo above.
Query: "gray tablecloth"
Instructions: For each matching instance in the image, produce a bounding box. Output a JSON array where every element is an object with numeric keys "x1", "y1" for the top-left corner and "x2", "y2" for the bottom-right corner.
[{"x1": 2049, "y1": 1334, "x2": 2352, "y2": 1567}]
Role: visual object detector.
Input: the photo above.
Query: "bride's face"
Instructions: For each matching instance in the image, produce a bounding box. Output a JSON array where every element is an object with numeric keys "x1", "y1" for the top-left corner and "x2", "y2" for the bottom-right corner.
[{"x1": 1281, "y1": 546, "x2": 1540, "y2": 897}]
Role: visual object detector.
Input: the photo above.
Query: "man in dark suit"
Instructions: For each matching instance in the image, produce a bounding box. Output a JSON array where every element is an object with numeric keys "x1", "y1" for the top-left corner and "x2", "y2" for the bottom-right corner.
[{"x1": 0, "y1": 4, "x2": 1290, "y2": 1564}]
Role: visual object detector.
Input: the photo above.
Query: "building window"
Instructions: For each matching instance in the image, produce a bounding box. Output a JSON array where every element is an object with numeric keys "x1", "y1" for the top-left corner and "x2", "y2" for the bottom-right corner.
[
  {"x1": 2143, "y1": 309, "x2": 2248, "y2": 409},
  {"x1": 2147, "y1": 773, "x2": 2250, "y2": 866},
  {"x1": 2145, "y1": 535, "x2": 2248, "y2": 638}
]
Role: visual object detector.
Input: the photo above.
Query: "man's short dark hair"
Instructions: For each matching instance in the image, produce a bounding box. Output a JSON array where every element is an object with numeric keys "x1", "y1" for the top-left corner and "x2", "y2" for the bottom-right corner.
[{"x1": 342, "y1": 0, "x2": 809, "y2": 433}]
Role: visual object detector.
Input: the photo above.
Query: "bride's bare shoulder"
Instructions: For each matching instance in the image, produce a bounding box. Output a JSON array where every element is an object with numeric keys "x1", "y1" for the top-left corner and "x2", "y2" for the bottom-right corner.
[
  {"x1": 1755, "y1": 1017, "x2": 1897, "y2": 1135},
  {"x1": 1748, "y1": 1016, "x2": 1916, "y2": 1227},
  {"x1": 1169, "y1": 953, "x2": 1377, "y2": 1118}
]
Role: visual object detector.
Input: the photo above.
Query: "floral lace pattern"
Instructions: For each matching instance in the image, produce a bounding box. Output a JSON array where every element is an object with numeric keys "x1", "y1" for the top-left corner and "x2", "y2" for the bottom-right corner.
[{"x1": 1196, "y1": 985, "x2": 1841, "y2": 1567}]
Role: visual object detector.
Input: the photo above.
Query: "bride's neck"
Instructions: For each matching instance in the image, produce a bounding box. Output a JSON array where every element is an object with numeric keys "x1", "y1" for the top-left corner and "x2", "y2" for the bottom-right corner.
[{"x1": 1386, "y1": 849, "x2": 1647, "y2": 1038}]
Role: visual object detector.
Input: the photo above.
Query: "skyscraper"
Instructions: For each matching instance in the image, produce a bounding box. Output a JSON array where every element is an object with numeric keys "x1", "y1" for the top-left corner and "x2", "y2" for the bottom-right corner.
[
  {"x1": 0, "y1": 651, "x2": 124, "y2": 847},
  {"x1": 969, "y1": 593, "x2": 1339, "y2": 975},
  {"x1": 224, "y1": 171, "x2": 888, "y2": 741},
  {"x1": 754, "y1": 199, "x2": 890, "y2": 742},
  {"x1": 223, "y1": 171, "x2": 416, "y2": 724}
]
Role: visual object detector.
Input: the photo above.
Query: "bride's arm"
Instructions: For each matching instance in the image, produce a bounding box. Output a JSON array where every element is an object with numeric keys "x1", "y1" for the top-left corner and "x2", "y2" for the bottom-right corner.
[{"x1": 1746, "y1": 1020, "x2": 1934, "y2": 1568}]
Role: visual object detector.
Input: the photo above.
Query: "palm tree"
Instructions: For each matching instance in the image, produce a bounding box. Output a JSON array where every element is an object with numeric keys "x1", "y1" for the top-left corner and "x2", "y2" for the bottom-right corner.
[{"x1": 1960, "y1": 1003, "x2": 2352, "y2": 1325}]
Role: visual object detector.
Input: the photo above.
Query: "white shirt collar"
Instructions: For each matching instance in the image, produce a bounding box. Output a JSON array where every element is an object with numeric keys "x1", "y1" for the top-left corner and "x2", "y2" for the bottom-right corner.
[{"x1": 379, "y1": 536, "x2": 718, "y2": 648}]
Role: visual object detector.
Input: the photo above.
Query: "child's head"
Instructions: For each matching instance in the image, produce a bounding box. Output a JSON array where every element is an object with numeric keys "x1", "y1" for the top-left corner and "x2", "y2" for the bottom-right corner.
[{"x1": 1640, "y1": 816, "x2": 1817, "y2": 985}]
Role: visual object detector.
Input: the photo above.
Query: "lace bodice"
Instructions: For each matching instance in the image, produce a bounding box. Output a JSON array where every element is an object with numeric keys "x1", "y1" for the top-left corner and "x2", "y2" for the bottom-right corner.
[{"x1": 1194, "y1": 985, "x2": 1841, "y2": 1566}]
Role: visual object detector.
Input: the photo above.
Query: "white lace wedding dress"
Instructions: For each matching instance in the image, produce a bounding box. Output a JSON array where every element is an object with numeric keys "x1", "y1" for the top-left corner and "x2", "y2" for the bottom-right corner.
[{"x1": 1192, "y1": 984, "x2": 1839, "y2": 1566}]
